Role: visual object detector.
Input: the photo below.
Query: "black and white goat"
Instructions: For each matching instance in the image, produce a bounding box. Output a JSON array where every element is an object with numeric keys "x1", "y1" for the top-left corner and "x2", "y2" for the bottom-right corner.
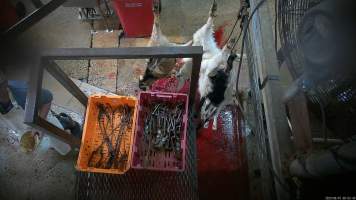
[{"x1": 176, "y1": 0, "x2": 239, "y2": 130}]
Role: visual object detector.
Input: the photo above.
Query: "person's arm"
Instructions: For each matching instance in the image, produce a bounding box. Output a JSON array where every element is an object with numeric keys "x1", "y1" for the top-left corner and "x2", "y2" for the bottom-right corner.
[{"x1": 0, "y1": 70, "x2": 13, "y2": 114}]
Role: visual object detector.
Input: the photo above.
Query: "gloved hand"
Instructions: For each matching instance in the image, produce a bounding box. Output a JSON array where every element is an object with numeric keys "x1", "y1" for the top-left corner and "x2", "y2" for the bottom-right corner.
[{"x1": 0, "y1": 101, "x2": 13, "y2": 114}]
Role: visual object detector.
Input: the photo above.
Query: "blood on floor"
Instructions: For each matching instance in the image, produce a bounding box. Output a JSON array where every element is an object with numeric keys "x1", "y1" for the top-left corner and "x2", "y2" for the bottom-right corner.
[{"x1": 197, "y1": 105, "x2": 250, "y2": 200}]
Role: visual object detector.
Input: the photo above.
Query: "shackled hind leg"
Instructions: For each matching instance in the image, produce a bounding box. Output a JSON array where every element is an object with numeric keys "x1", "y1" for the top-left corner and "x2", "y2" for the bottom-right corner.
[
  {"x1": 191, "y1": 0, "x2": 218, "y2": 53},
  {"x1": 153, "y1": 0, "x2": 162, "y2": 28},
  {"x1": 205, "y1": 0, "x2": 217, "y2": 28},
  {"x1": 204, "y1": 0, "x2": 217, "y2": 32},
  {"x1": 139, "y1": 0, "x2": 162, "y2": 90},
  {"x1": 150, "y1": 0, "x2": 161, "y2": 43},
  {"x1": 210, "y1": 0, "x2": 217, "y2": 18}
]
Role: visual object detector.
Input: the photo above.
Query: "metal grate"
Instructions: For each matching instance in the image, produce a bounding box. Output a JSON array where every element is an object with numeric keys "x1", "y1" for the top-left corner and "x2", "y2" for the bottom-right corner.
[
  {"x1": 244, "y1": 26, "x2": 275, "y2": 200},
  {"x1": 75, "y1": 113, "x2": 198, "y2": 200}
]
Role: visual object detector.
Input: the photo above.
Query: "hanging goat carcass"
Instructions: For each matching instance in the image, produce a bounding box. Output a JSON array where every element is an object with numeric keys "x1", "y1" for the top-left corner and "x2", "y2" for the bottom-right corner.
[
  {"x1": 176, "y1": 0, "x2": 239, "y2": 130},
  {"x1": 140, "y1": 0, "x2": 239, "y2": 130},
  {"x1": 139, "y1": 0, "x2": 192, "y2": 90},
  {"x1": 139, "y1": 0, "x2": 219, "y2": 90}
]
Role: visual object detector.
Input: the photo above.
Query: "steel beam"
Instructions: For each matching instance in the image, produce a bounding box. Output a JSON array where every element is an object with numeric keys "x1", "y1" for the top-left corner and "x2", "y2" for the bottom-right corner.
[
  {"x1": 24, "y1": 58, "x2": 44, "y2": 124},
  {"x1": 36, "y1": 117, "x2": 81, "y2": 147},
  {"x1": 42, "y1": 47, "x2": 203, "y2": 60},
  {"x1": 189, "y1": 55, "x2": 202, "y2": 108},
  {"x1": 45, "y1": 60, "x2": 88, "y2": 106}
]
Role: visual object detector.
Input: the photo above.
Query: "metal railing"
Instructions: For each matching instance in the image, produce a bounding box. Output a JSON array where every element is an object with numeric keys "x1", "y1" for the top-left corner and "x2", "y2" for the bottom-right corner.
[{"x1": 24, "y1": 46, "x2": 203, "y2": 148}]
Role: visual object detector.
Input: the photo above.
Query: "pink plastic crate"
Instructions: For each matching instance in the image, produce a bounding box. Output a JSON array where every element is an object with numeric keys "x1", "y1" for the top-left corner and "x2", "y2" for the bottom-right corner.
[{"x1": 131, "y1": 92, "x2": 188, "y2": 172}]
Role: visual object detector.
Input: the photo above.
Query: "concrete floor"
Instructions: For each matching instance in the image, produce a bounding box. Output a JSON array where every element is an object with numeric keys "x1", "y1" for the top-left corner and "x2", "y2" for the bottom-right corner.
[
  {"x1": 0, "y1": 129, "x2": 77, "y2": 200},
  {"x1": 0, "y1": 1, "x2": 247, "y2": 199}
]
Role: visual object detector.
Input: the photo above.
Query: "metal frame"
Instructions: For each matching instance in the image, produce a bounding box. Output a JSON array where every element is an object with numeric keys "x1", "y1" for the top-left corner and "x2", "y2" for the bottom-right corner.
[{"x1": 24, "y1": 46, "x2": 203, "y2": 148}]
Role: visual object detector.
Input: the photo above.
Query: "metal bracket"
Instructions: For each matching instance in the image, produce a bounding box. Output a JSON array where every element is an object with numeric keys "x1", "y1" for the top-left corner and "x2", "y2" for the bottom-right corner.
[{"x1": 259, "y1": 75, "x2": 280, "y2": 90}]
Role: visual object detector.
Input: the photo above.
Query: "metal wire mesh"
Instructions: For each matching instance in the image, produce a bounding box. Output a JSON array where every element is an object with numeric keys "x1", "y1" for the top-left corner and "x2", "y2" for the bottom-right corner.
[
  {"x1": 75, "y1": 113, "x2": 198, "y2": 200},
  {"x1": 244, "y1": 28, "x2": 275, "y2": 200},
  {"x1": 306, "y1": 78, "x2": 356, "y2": 139}
]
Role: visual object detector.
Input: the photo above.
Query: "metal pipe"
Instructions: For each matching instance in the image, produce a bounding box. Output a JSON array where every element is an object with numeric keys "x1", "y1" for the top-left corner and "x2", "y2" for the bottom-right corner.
[
  {"x1": 290, "y1": 141, "x2": 356, "y2": 178},
  {"x1": 290, "y1": 136, "x2": 344, "y2": 145}
]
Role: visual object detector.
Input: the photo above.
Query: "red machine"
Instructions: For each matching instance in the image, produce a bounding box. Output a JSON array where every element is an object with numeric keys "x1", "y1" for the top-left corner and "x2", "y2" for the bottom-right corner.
[{"x1": 113, "y1": 0, "x2": 154, "y2": 37}]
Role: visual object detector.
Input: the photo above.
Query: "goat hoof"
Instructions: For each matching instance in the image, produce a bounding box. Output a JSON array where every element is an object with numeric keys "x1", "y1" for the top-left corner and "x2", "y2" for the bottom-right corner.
[
  {"x1": 203, "y1": 121, "x2": 209, "y2": 129},
  {"x1": 210, "y1": 1, "x2": 217, "y2": 17},
  {"x1": 153, "y1": 0, "x2": 161, "y2": 14},
  {"x1": 212, "y1": 123, "x2": 217, "y2": 130}
]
